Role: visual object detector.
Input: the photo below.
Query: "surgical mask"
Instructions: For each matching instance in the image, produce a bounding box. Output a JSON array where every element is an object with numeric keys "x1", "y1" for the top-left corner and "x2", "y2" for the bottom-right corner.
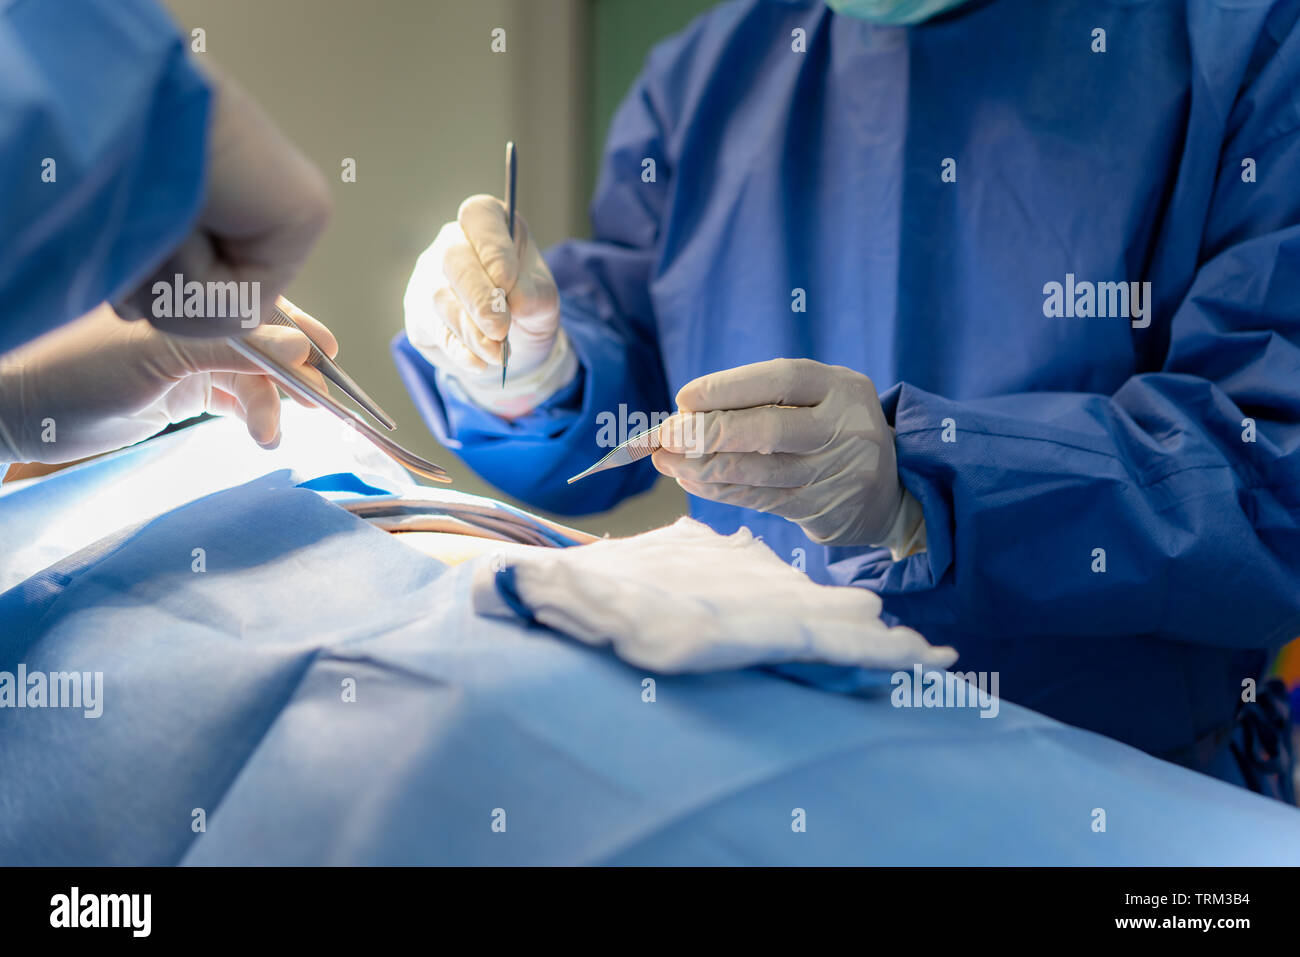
[{"x1": 824, "y1": 0, "x2": 973, "y2": 25}]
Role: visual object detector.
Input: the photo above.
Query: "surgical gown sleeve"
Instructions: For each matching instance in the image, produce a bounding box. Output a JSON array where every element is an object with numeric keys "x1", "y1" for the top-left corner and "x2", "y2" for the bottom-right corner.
[
  {"x1": 866, "y1": 48, "x2": 1300, "y2": 653},
  {"x1": 0, "y1": 0, "x2": 211, "y2": 355},
  {"x1": 392, "y1": 56, "x2": 674, "y2": 516}
]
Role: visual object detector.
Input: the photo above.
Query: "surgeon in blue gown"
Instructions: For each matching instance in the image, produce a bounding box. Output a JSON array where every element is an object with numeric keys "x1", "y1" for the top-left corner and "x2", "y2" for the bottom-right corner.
[
  {"x1": 0, "y1": 0, "x2": 333, "y2": 463},
  {"x1": 395, "y1": 0, "x2": 1300, "y2": 797}
]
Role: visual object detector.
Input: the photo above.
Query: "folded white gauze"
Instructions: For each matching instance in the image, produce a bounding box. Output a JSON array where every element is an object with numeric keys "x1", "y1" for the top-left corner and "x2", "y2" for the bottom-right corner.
[{"x1": 472, "y1": 517, "x2": 958, "y2": 673}]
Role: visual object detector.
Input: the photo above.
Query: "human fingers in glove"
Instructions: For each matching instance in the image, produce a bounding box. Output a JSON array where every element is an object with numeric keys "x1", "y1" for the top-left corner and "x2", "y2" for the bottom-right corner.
[
  {"x1": 403, "y1": 195, "x2": 576, "y2": 417},
  {"x1": 0, "y1": 302, "x2": 337, "y2": 464},
  {"x1": 652, "y1": 358, "x2": 924, "y2": 554}
]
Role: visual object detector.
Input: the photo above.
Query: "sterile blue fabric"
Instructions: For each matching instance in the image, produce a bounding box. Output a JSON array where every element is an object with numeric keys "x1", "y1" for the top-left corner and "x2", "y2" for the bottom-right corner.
[
  {"x1": 2, "y1": 423, "x2": 1300, "y2": 864},
  {"x1": 0, "y1": 408, "x2": 413, "y2": 592},
  {"x1": 392, "y1": 0, "x2": 1300, "y2": 791},
  {"x1": 0, "y1": 0, "x2": 210, "y2": 355},
  {"x1": 824, "y1": 0, "x2": 973, "y2": 26}
]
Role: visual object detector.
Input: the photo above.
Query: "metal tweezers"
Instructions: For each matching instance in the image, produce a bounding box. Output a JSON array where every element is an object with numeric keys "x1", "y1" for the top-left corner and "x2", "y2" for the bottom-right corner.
[
  {"x1": 264, "y1": 298, "x2": 395, "y2": 429},
  {"x1": 228, "y1": 299, "x2": 451, "y2": 484},
  {"x1": 567, "y1": 424, "x2": 663, "y2": 484}
]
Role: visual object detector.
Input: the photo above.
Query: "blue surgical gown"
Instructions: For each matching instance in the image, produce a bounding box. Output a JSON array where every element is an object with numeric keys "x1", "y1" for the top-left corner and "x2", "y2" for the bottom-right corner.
[
  {"x1": 395, "y1": 0, "x2": 1300, "y2": 792},
  {"x1": 0, "y1": 0, "x2": 209, "y2": 355}
]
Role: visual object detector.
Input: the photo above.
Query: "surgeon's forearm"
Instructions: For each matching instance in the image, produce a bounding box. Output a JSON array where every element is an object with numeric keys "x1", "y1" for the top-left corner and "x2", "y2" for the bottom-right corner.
[
  {"x1": 859, "y1": 378, "x2": 1300, "y2": 651},
  {"x1": 0, "y1": 0, "x2": 210, "y2": 354}
]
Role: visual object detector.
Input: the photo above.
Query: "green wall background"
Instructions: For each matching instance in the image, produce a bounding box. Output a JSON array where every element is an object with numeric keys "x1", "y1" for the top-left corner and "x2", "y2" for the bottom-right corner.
[{"x1": 586, "y1": 0, "x2": 718, "y2": 203}]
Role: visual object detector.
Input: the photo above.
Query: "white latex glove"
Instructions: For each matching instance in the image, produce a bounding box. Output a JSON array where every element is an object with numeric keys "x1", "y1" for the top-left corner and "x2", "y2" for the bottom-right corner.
[
  {"x1": 119, "y1": 65, "x2": 331, "y2": 336},
  {"x1": 404, "y1": 195, "x2": 576, "y2": 418},
  {"x1": 472, "y1": 517, "x2": 956, "y2": 673},
  {"x1": 653, "y1": 358, "x2": 923, "y2": 550},
  {"x1": 0, "y1": 303, "x2": 336, "y2": 465}
]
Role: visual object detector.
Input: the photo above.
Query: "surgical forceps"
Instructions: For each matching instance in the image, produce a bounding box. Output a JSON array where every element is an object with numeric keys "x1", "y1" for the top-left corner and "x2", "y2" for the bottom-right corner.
[
  {"x1": 265, "y1": 297, "x2": 395, "y2": 429},
  {"x1": 227, "y1": 304, "x2": 451, "y2": 484},
  {"x1": 567, "y1": 424, "x2": 663, "y2": 484}
]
